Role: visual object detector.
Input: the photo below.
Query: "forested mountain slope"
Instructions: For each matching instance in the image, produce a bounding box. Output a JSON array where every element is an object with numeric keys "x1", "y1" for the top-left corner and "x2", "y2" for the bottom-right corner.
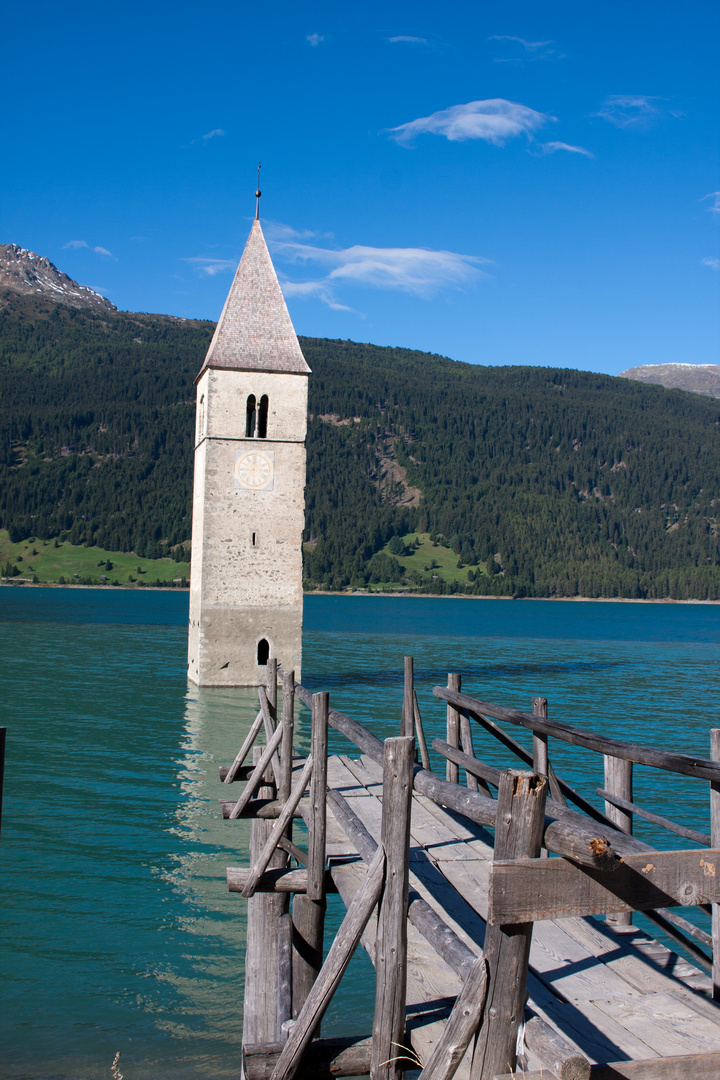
[{"x1": 2, "y1": 290, "x2": 720, "y2": 599}]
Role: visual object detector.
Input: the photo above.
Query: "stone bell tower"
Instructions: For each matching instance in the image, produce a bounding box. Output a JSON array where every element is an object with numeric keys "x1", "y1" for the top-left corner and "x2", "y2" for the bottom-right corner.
[{"x1": 188, "y1": 192, "x2": 310, "y2": 686}]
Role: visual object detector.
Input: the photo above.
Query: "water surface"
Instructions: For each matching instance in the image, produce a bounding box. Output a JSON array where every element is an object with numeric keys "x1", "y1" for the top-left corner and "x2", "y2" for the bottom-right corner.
[{"x1": 1, "y1": 589, "x2": 719, "y2": 1078}]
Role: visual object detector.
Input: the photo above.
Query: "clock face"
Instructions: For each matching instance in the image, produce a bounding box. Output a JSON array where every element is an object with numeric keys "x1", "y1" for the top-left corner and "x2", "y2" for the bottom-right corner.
[{"x1": 234, "y1": 449, "x2": 274, "y2": 491}]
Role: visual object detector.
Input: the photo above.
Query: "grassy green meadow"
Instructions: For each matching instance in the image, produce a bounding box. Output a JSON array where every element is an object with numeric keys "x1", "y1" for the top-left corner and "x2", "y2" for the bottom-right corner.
[
  {"x1": 369, "y1": 532, "x2": 490, "y2": 591},
  {"x1": 0, "y1": 530, "x2": 190, "y2": 587}
]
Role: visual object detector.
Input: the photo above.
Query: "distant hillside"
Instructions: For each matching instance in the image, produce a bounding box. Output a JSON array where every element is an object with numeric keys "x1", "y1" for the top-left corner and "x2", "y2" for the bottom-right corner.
[
  {"x1": 2, "y1": 254, "x2": 720, "y2": 600},
  {"x1": 621, "y1": 363, "x2": 720, "y2": 399}
]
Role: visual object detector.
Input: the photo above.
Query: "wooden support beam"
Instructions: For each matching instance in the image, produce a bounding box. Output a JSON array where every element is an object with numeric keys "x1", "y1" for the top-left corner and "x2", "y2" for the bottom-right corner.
[
  {"x1": 532, "y1": 697, "x2": 549, "y2": 778},
  {"x1": 488, "y1": 847, "x2": 720, "y2": 923},
  {"x1": 220, "y1": 797, "x2": 303, "y2": 820},
  {"x1": 291, "y1": 692, "x2": 330, "y2": 1020},
  {"x1": 522, "y1": 1017, "x2": 591, "y2": 1080},
  {"x1": 260, "y1": 686, "x2": 282, "y2": 789},
  {"x1": 244, "y1": 746, "x2": 285, "y2": 1045},
  {"x1": 414, "y1": 691, "x2": 432, "y2": 773},
  {"x1": 596, "y1": 788, "x2": 711, "y2": 846},
  {"x1": 280, "y1": 670, "x2": 295, "y2": 804},
  {"x1": 604, "y1": 754, "x2": 633, "y2": 927},
  {"x1": 243, "y1": 1035, "x2": 375, "y2": 1080},
  {"x1": 270, "y1": 845, "x2": 386, "y2": 1080},
  {"x1": 267, "y1": 657, "x2": 278, "y2": 717},
  {"x1": 291, "y1": 894, "x2": 327, "y2": 1017},
  {"x1": 278, "y1": 836, "x2": 308, "y2": 866},
  {"x1": 403, "y1": 657, "x2": 415, "y2": 738},
  {"x1": 446, "y1": 674, "x2": 461, "y2": 784},
  {"x1": 242, "y1": 754, "x2": 314, "y2": 896},
  {"x1": 228, "y1": 868, "x2": 338, "y2": 894},
  {"x1": 228, "y1": 721, "x2": 284, "y2": 820},
  {"x1": 371, "y1": 735, "x2": 415, "y2": 1080},
  {"x1": 471, "y1": 769, "x2": 548, "y2": 1080},
  {"x1": 219, "y1": 763, "x2": 254, "y2": 782},
  {"x1": 711, "y1": 728, "x2": 720, "y2": 1000},
  {"x1": 308, "y1": 693, "x2": 329, "y2": 901},
  {"x1": 277, "y1": 911, "x2": 293, "y2": 1040},
  {"x1": 417, "y1": 955, "x2": 488, "y2": 1080},
  {"x1": 225, "y1": 709, "x2": 264, "y2": 783}
]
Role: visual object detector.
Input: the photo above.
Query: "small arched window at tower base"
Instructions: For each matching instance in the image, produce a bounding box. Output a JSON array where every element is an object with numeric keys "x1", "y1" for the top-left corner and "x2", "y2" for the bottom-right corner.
[{"x1": 257, "y1": 638, "x2": 270, "y2": 666}]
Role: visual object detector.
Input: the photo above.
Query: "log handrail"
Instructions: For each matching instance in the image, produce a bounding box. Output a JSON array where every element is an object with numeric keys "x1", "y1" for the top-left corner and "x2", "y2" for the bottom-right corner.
[
  {"x1": 286, "y1": 673, "x2": 620, "y2": 871},
  {"x1": 434, "y1": 686, "x2": 720, "y2": 782}
]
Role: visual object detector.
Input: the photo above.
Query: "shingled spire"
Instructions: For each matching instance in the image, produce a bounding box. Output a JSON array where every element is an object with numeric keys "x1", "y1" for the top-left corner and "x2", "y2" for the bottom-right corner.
[{"x1": 199, "y1": 220, "x2": 310, "y2": 377}]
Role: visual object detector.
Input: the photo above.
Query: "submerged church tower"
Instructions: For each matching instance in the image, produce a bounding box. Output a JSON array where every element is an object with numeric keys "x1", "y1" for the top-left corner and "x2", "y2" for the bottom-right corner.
[{"x1": 188, "y1": 195, "x2": 310, "y2": 686}]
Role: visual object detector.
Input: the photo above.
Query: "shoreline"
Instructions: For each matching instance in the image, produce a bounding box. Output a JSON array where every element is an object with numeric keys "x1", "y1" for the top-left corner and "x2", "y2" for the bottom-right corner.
[{"x1": 3, "y1": 581, "x2": 720, "y2": 605}]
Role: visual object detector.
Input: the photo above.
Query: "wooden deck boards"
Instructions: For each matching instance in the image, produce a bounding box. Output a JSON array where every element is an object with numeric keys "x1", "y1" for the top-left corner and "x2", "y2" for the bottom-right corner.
[{"x1": 320, "y1": 752, "x2": 720, "y2": 1074}]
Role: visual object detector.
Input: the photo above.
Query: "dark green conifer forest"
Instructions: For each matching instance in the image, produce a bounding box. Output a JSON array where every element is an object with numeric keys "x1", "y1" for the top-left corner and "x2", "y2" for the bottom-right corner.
[{"x1": 2, "y1": 290, "x2": 720, "y2": 599}]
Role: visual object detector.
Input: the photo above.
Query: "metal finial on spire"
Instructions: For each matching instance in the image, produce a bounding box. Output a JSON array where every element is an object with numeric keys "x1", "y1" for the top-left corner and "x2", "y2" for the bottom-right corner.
[{"x1": 255, "y1": 162, "x2": 262, "y2": 220}]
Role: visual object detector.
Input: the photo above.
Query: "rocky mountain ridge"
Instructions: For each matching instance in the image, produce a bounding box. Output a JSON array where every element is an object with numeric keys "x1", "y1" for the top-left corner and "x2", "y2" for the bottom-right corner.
[
  {"x1": 621, "y1": 363, "x2": 720, "y2": 399},
  {"x1": 0, "y1": 244, "x2": 116, "y2": 314}
]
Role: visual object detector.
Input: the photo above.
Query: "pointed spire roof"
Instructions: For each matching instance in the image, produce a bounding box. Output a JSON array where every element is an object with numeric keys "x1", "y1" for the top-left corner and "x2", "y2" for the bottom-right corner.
[{"x1": 198, "y1": 220, "x2": 310, "y2": 378}]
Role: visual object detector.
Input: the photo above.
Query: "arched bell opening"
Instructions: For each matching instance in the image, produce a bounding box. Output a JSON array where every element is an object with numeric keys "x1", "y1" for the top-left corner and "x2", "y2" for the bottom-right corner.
[
  {"x1": 257, "y1": 395, "x2": 269, "y2": 438},
  {"x1": 246, "y1": 394, "x2": 257, "y2": 438}
]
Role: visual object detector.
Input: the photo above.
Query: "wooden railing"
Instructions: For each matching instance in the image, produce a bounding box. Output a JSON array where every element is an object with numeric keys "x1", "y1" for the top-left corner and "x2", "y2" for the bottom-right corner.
[{"x1": 217, "y1": 657, "x2": 720, "y2": 1080}]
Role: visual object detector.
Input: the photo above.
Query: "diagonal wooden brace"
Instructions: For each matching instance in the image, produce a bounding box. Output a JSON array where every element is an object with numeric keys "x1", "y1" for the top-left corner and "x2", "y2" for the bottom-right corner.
[{"x1": 242, "y1": 754, "x2": 315, "y2": 897}]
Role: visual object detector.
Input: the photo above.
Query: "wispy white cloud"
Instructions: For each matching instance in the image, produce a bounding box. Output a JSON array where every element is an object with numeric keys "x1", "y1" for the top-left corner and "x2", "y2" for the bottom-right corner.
[
  {"x1": 63, "y1": 240, "x2": 116, "y2": 259},
  {"x1": 387, "y1": 98, "x2": 553, "y2": 147},
  {"x1": 703, "y1": 192, "x2": 720, "y2": 215},
  {"x1": 184, "y1": 256, "x2": 237, "y2": 277},
  {"x1": 306, "y1": 32, "x2": 324, "y2": 46},
  {"x1": 595, "y1": 95, "x2": 660, "y2": 128},
  {"x1": 263, "y1": 221, "x2": 330, "y2": 243},
  {"x1": 387, "y1": 35, "x2": 428, "y2": 44},
  {"x1": 488, "y1": 34, "x2": 558, "y2": 61},
  {"x1": 701, "y1": 257, "x2": 720, "y2": 270},
  {"x1": 538, "y1": 140, "x2": 594, "y2": 158},
  {"x1": 202, "y1": 128, "x2": 225, "y2": 141},
  {"x1": 280, "y1": 279, "x2": 354, "y2": 311},
  {"x1": 271, "y1": 234, "x2": 488, "y2": 310}
]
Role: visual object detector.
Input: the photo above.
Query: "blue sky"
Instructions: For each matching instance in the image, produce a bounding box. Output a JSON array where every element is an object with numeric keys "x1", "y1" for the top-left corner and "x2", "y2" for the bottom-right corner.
[{"x1": 4, "y1": 1, "x2": 719, "y2": 375}]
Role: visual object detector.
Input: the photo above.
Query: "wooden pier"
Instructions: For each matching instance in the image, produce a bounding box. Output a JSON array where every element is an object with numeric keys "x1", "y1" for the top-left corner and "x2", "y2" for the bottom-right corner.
[{"x1": 219, "y1": 659, "x2": 720, "y2": 1079}]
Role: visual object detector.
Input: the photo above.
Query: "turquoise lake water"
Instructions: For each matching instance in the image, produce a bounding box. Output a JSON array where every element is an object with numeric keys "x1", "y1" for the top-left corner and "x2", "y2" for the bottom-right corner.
[{"x1": 2, "y1": 588, "x2": 720, "y2": 1079}]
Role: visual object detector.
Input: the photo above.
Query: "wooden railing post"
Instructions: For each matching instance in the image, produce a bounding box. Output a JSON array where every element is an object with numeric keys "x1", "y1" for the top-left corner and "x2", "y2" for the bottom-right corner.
[
  {"x1": 446, "y1": 674, "x2": 461, "y2": 784},
  {"x1": 370, "y1": 735, "x2": 415, "y2": 1080},
  {"x1": 403, "y1": 657, "x2": 415, "y2": 738},
  {"x1": 413, "y1": 691, "x2": 432, "y2": 772},
  {"x1": 243, "y1": 745, "x2": 284, "y2": 1045},
  {"x1": 471, "y1": 768, "x2": 548, "y2": 1080},
  {"x1": 533, "y1": 697, "x2": 549, "y2": 858},
  {"x1": 267, "y1": 657, "x2": 278, "y2": 720},
  {"x1": 532, "y1": 697, "x2": 548, "y2": 777},
  {"x1": 711, "y1": 728, "x2": 720, "y2": 1000},
  {"x1": 280, "y1": 669, "x2": 295, "y2": 804},
  {"x1": 292, "y1": 692, "x2": 329, "y2": 1018},
  {"x1": 604, "y1": 753, "x2": 633, "y2": 927}
]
